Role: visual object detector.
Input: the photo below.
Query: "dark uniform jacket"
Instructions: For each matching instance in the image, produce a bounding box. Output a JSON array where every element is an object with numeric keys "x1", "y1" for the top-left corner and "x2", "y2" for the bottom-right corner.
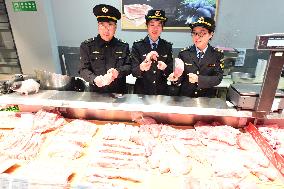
[
  {"x1": 131, "y1": 36, "x2": 173, "y2": 95},
  {"x1": 79, "y1": 35, "x2": 131, "y2": 93},
  {"x1": 177, "y1": 44, "x2": 224, "y2": 97}
]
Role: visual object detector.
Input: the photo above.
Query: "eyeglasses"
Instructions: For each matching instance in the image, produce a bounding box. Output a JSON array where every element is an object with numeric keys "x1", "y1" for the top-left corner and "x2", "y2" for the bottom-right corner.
[
  {"x1": 98, "y1": 23, "x2": 116, "y2": 30},
  {"x1": 191, "y1": 31, "x2": 209, "y2": 38}
]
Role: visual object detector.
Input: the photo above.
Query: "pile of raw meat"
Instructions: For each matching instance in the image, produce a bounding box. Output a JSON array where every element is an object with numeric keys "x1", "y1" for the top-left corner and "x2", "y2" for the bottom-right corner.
[
  {"x1": 0, "y1": 110, "x2": 282, "y2": 189},
  {"x1": 258, "y1": 125, "x2": 284, "y2": 157}
]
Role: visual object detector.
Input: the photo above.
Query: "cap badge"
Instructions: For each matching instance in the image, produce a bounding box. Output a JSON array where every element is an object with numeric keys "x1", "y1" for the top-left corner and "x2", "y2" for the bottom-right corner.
[
  {"x1": 199, "y1": 17, "x2": 204, "y2": 22},
  {"x1": 155, "y1": 11, "x2": 161, "y2": 17},
  {"x1": 102, "y1": 7, "x2": 108, "y2": 13}
]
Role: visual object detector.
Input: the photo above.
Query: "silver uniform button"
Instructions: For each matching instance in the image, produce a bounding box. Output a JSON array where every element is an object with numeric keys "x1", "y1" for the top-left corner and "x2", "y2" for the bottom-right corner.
[
  {"x1": 195, "y1": 91, "x2": 198, "y2": 94},
  {"x1": 153, "y1": 71, "x2": 156, "y2": 74},
  {"x1": 153, "y1": 81, "x2": 156, "y2": 84},
  {"x1": 197, "y1": 71, "x2": 199, "y2": 75}
]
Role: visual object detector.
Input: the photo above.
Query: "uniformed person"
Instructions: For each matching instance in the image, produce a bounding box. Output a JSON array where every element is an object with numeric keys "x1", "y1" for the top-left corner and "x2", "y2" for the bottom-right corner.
[
  {"x1": 168, "y1": 17, "x2": 224, "y2": 97},
  {"x1": 79, "y1": 4, "x2": 131, "y2": 93},
  {"x1": 131, "y1": 9, "x2": 173, "y2": 95}
]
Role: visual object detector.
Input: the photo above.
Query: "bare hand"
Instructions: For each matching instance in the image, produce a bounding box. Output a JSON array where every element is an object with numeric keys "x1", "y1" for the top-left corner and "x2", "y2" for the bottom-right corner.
[
  {"x1": 167, "y1": 72, "x2": 179, "y2": 82},
  {"x1": 140, "y1": 60, "x2": 151, "y2": 71},
  {"x1": 107, "y1": 68, "x2": 119, "y2": 80},
  {"x1": 146, "y1": 51, "x2": 159, "y2": 62},
  {"x1": 157, "y1": 61, "x2": 167, "y2": 70},
  {"x1": 102, "y1": 72, "x2": 114, "y2": 86},
  {"x1": 94, "y1": 76, "x2": 104, "y2": 87},
  {"x1": 188, "y1": 73, "x2": 198, "y2": 83}
]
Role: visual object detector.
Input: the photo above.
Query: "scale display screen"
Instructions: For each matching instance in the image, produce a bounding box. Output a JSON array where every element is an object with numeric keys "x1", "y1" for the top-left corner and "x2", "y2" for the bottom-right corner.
[
  {"x1": 267, "y1": 39, "x2": 284, "y2": 47},
  {"x1": 255, "y1": 34, "x2": 284, "y2": 50}
]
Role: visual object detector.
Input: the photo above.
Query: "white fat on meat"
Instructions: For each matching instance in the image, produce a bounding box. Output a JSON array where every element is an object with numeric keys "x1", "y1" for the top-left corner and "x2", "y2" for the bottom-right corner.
[
  {"x1": 236, "y1": 133, "x2": 260, "y2": 151},
  {"x1": 182, "y1": 177, "x2": 219, "y2": 189},
  {"x1": 130, "y1": 133, "x2": 156, "y2": 156},
  {"x1": 85, "y1": 169, "x2": 144, "y2": 183},
  {"x1": 60, "y1": 119, "x2": 98, "y2": 136},
  {"x1": 172, "y1": 140, "x2": 192, "y2": 157},
  {"x1": 250, "y1": 167, "x2": 278, "y2": 182},
  {"x1": 138, "y1": 124, "x2": 161, "y2": 138},
  {"x1": 101, "y1": 123, "x2": 139, "y2": 141},
  {"x1": 195, "y1": 126, "x2": 240, "y2": 146},
  {"x1": 210, "y1": 151, "x2": 250, "y2": 179}
]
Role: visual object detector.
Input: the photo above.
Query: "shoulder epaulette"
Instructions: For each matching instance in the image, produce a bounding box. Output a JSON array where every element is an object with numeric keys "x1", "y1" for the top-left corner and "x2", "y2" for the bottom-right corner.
[
  {"x1": 118, "y1": 38, "x2": 127, "y2": 44},
  {"x1": 84, "y1": 37, "x2": 95, "y2": 44},
  {"x1": 134, "y1": 39, "x2": 143, "y2": 43},
  {"x1": 163, "y1": 39, "x2": 173, "y2": 45},
  {"x1": 181, "y1": 46, "x2": 190, "y2": 52},
  {"x1": 214, "y1": 47, "x2": 223, "y2": 53}
]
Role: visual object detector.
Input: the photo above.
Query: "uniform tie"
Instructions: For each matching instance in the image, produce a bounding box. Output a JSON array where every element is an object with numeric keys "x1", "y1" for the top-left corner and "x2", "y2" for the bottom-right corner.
[
  {"x1": 198, "y1": 51, "x2": 204, "y2": 63},
  {"x1": 152, "y1": 43, "x2": 157, "y2": 50}
]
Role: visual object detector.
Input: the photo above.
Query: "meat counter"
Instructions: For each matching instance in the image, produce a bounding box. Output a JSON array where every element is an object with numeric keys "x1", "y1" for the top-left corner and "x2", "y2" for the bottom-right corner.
[
  {"x1": 0, "y1": 90, "x2": 255, "y2": 127},
  {"x1": 1, "y1": 90, "x2": 284, "y2": 188}
]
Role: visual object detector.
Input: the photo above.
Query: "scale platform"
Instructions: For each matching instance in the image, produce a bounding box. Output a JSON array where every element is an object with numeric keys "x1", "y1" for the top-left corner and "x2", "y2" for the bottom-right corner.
[{"x1": 228, "y1": 83, "x2": 284, "y2": 110}]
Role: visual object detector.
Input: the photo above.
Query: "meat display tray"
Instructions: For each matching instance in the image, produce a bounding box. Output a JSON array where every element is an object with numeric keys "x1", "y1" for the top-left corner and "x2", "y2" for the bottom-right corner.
[{"x1": 246, "y1": 123, "x2": 284, "y2": 177}]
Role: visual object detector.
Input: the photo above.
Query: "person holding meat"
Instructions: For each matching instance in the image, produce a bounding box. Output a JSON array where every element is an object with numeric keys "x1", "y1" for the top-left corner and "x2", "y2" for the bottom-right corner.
[
  {"x1": 168, "y1": 17, "x2": 224, "y2": 97},
  {"x1": 131, "y1": 9, "x2": 173, "y2": 95},
  {"x1": 79, "y1": 4, "x2": 131, "y2": 93}
]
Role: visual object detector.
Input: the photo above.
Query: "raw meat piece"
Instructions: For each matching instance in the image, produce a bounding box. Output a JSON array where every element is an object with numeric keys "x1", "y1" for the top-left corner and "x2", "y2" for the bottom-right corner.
[
  {"x1": 173, "y1": 58, "x2": 184, "y2": 77},
  {"x1": 172, "y1": 140, "x2": 192, "y2": 157},
  {"x1": 250, "y1": 167, "x2": 278, "y2": 181},
  {"x1": 138, "y1": 124, "x2": 161, "y2": 138},
  {"x1": 236, "y1": 133, "x2": 259, "y2": 151},
  {"x1": 32, "y1": 109, "x2": 66, "y2": 133},
  {"x1": 130, "y1": 133, "x2": 156, "y2": 156},
  {"x1": 183, "y1": 177, "x2": 219, "y2": 189},
  {"x1": 237, "y1": 180, "x2": 259, "y2": 189},
  {"x1": 101, "y1": 123, "x2": 139, "y2": 141},
  {"x1": 86, "y1": 169, "x2": 143, "y2": 183},
  {"x1": 169, "y1": 154, "x2": 192, "y2": 175},
  {"x1": 134, "y1": 116, "x2": 157, "y2": 125},
  {"x1": 12, "y1": 79, "x2": 40, "y2": 95}
]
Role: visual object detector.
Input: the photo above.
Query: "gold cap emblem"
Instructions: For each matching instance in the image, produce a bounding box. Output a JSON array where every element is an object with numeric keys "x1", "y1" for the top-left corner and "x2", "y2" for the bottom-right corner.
[
  {"x1": 102, "y1": 7, "x2": 108, "y2": 13},
  {"x1": 155, "y1": 10, "x2": 161, "y2": 17},
  {"x1": 199, "y1": 17, "x2": 204, "y2": 22}
]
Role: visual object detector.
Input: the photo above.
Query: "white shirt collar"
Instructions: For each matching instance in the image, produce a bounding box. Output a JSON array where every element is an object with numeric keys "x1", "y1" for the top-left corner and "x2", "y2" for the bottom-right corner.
[
  {"x1": 148, "y1": 36, "x2": 159, "y2": 48},
  {"x1": 196, "y1": 45, "x2": 208, "y2": 55}
]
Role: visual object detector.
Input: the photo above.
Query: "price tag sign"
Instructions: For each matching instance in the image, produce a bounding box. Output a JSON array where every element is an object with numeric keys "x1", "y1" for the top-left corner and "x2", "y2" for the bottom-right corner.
[{"x1": 12, "y1": 1, "x2": 37, "y2": 12}]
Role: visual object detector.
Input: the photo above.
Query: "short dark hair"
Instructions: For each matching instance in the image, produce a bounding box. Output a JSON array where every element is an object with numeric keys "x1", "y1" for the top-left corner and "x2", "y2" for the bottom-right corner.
[{"x1": 146, "y1": 19, "x2": 165, "y2": 27}]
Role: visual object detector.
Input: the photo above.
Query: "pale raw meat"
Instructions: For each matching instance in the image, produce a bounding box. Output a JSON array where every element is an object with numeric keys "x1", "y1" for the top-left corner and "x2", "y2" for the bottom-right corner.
[
  {"x1": 138, "y1": 124, "x2": 161, "y2": 138},
  {"x1": 12, "y1": 79, "x2": 40, "y2": 95},
  {"x1": 169, "y1": 154, "x2": 192, "y2": 175},
  {"x1": 183, "y1": 177, "x2": 219, "y2": 189},
  {"x1": 101, "y1": 123, "x2": 139, "y2": 141},
  {"x1": 124, "y1": 4, "x2": 152, "y2": 19},
  {"x1": 172, "y1": 140, "x2": 192, "y2": 157},
  {"x1": 195, "y1": 126, "x2": 240, "y2": 146},
  {"x1": 32, "y1": 109, "x2": 66, "y2": 133},
  {"x1": 134, "y1": 116, "x2": 157, "y2": 125},
  {"x1": 236, "y1": 133, "x2": 260, "y2": 151},
  {"x1": 174, "y1": 58, "x2": 184, "y2": 77}
]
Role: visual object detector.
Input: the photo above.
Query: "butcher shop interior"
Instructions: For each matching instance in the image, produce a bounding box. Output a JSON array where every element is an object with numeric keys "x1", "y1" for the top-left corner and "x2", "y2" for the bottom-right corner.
[{"x1": 0, "y1": 0, "x2": 284, "y2": 188}]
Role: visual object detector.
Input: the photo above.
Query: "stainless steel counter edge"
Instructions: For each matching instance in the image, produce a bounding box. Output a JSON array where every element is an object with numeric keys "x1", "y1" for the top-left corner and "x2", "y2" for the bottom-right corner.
[{"x1": 0, "y1": 90, "x2": 253, "y2": 118}]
